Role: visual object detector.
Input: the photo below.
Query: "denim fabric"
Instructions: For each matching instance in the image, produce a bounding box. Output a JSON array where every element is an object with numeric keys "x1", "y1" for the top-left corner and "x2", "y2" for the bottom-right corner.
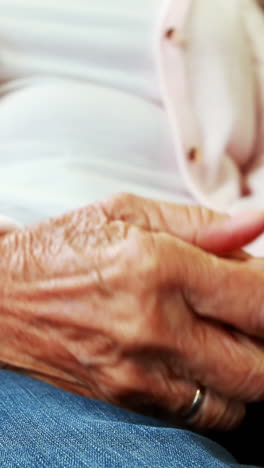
[{"x1": 0, "y1": 370, "x2": 259, "y2": 468}]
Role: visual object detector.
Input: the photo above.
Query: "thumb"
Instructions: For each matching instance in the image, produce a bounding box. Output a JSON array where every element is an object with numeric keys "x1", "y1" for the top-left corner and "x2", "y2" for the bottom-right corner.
[
  {"x1": 102, "y1": 194, "x2": 264, "y2": 254},
  {"x1": 192, "y1": 210, "x2": 264, "y2": 254}
]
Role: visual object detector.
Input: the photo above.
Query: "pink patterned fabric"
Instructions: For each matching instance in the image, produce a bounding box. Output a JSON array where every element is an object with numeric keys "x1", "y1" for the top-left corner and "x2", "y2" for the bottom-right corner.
[{"x1": 156, "y1": 0, "x2": 264, "y2": 217}]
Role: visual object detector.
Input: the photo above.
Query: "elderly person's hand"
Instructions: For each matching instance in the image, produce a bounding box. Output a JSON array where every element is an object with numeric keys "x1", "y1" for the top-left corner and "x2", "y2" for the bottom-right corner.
[{"x1": 1, "y1": 194, "x2": 264, "y2": 432}]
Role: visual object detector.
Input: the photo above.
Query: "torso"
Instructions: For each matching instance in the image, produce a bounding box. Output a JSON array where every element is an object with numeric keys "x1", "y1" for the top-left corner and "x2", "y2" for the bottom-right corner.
[
  {"x1": 0, "y1": 0, "x2": 191, "y2": 225},
  {"x1": 0, "y1": 0, "x2": 161, "y2": 100}
]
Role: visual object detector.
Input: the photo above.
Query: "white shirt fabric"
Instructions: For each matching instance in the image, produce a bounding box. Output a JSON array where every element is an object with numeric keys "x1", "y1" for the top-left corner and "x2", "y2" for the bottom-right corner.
[{"x1": 0, "y1": 0, "x2": 191, "y2": 226}]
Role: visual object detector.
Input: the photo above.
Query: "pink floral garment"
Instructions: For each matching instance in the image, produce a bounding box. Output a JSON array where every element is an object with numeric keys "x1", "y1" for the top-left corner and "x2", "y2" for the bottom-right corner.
[{"x1": 156, "y1": 0, "x2": 264, "y2": 222}]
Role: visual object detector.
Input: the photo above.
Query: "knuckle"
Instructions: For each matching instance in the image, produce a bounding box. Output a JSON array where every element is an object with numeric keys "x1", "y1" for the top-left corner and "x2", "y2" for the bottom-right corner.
[
  {"x1": 180, "y1": 205, "x2": 202, "y2": 245},
  {"x1": 124, "y1": 298, "x2": 161, "y2": 348},
  {"x1": 140, "y1": 298, "x2": 163, "y2": 344},
  {"x1": 117, "y1": 290, "x2": 163, "y2": 350},
  {"x1": 244, "y1": 280, "x2": 264, "y2": 336},
  {"x1": 124, "y1": 230, "x2": 160, "y2": 279},
  {"x1": 223, "y1": 333, "x2": 264, "y2": 399},
  {"x1": 0, "y1": 229, "x2": 28, "y2": 281},
  {"x1": 102, "y1": 192, "x2": 137, "y2": 217},
  {"x1": 101, "y1": 193, "x2": 159, "y2": 233},
  {"x1": 109, "y1": 360, "x2": 148, "y2": 398},
  {"x1": 195, "y1": 206, "x2": 220, "y2": 226},
  {"x1": 185, "y1": 205, "x2": 223, "y2": 245},
  {"x1": 237, "y1": 361, "x2": 264, "y2": 400}
]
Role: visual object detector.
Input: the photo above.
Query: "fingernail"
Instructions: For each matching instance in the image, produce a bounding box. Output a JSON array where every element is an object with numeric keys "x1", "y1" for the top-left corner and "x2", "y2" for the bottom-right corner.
[{"x1": 229, "y1": 211, "x2": 264, "y2": 225}]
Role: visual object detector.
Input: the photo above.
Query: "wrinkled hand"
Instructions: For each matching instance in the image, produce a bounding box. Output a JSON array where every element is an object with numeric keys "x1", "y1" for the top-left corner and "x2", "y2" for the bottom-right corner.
[{"x1": 1, "y1": 194, "x2": 264, "y2": 431}]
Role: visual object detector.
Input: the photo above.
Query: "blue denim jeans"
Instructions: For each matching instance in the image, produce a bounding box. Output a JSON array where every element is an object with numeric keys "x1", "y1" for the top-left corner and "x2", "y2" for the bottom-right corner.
[{"x1": 0, "y1": 370, "x2": 259, "y2": 467}]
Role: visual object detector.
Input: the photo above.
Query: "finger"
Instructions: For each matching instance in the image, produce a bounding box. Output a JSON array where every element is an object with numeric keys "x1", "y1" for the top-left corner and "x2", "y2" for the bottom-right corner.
[
  {"x1": 185, "y1": 388, "x2": 245, "y2": 431},
  {"x1": 152, "y1": 230, "x2": 264, "y2": 339},
  {"x1": 99, "y1": 356, "x2": 245, "y2": 431},
  {"x1": 102, "y1": 193, "x2": 264, "y2": 253},
  {"x1": 148, "y1": 373, "x2": 246, "y2": 431},
  {"x1": 178, "y1": 316, "x2": 264, "y2": 403},
  {"x1": 4, "y1": 354, "x2": 244, "y2": 431},
  {"x1": 144, "y1": 234, "x2": 264, "y2": 401},
  {"x1": 152, "y1": 384, "x2": 245, "y2": 431},
  {"x1": 185, "y1": 250, "x2": 264, "y2": 339}
]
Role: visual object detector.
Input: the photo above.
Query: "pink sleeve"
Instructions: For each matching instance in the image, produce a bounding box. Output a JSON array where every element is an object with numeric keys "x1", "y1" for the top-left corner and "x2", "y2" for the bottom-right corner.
[{"x1": 157, "y1": 0, "x2": 264, "y2": 217}]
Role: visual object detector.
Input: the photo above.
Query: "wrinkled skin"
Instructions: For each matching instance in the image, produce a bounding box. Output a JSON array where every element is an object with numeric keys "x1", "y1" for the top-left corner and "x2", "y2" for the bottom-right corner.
[{"x1": 1, "y1": 194, "x2": 264, "y2": 431}]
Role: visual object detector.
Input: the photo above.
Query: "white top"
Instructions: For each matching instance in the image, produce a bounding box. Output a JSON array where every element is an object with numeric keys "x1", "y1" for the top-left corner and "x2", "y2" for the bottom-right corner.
[
  {"x1": 0, "y1": 0, "x2": 161, "y2": 101},
  {"x1": 0, "y1": 0, "x2": 191, "y2": 226}
]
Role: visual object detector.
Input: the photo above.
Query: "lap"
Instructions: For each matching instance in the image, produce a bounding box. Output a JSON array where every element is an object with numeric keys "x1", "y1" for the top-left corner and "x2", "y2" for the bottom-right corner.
[{"x1": 0, "y1": 370, "x2": 255, "y2": 468}]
